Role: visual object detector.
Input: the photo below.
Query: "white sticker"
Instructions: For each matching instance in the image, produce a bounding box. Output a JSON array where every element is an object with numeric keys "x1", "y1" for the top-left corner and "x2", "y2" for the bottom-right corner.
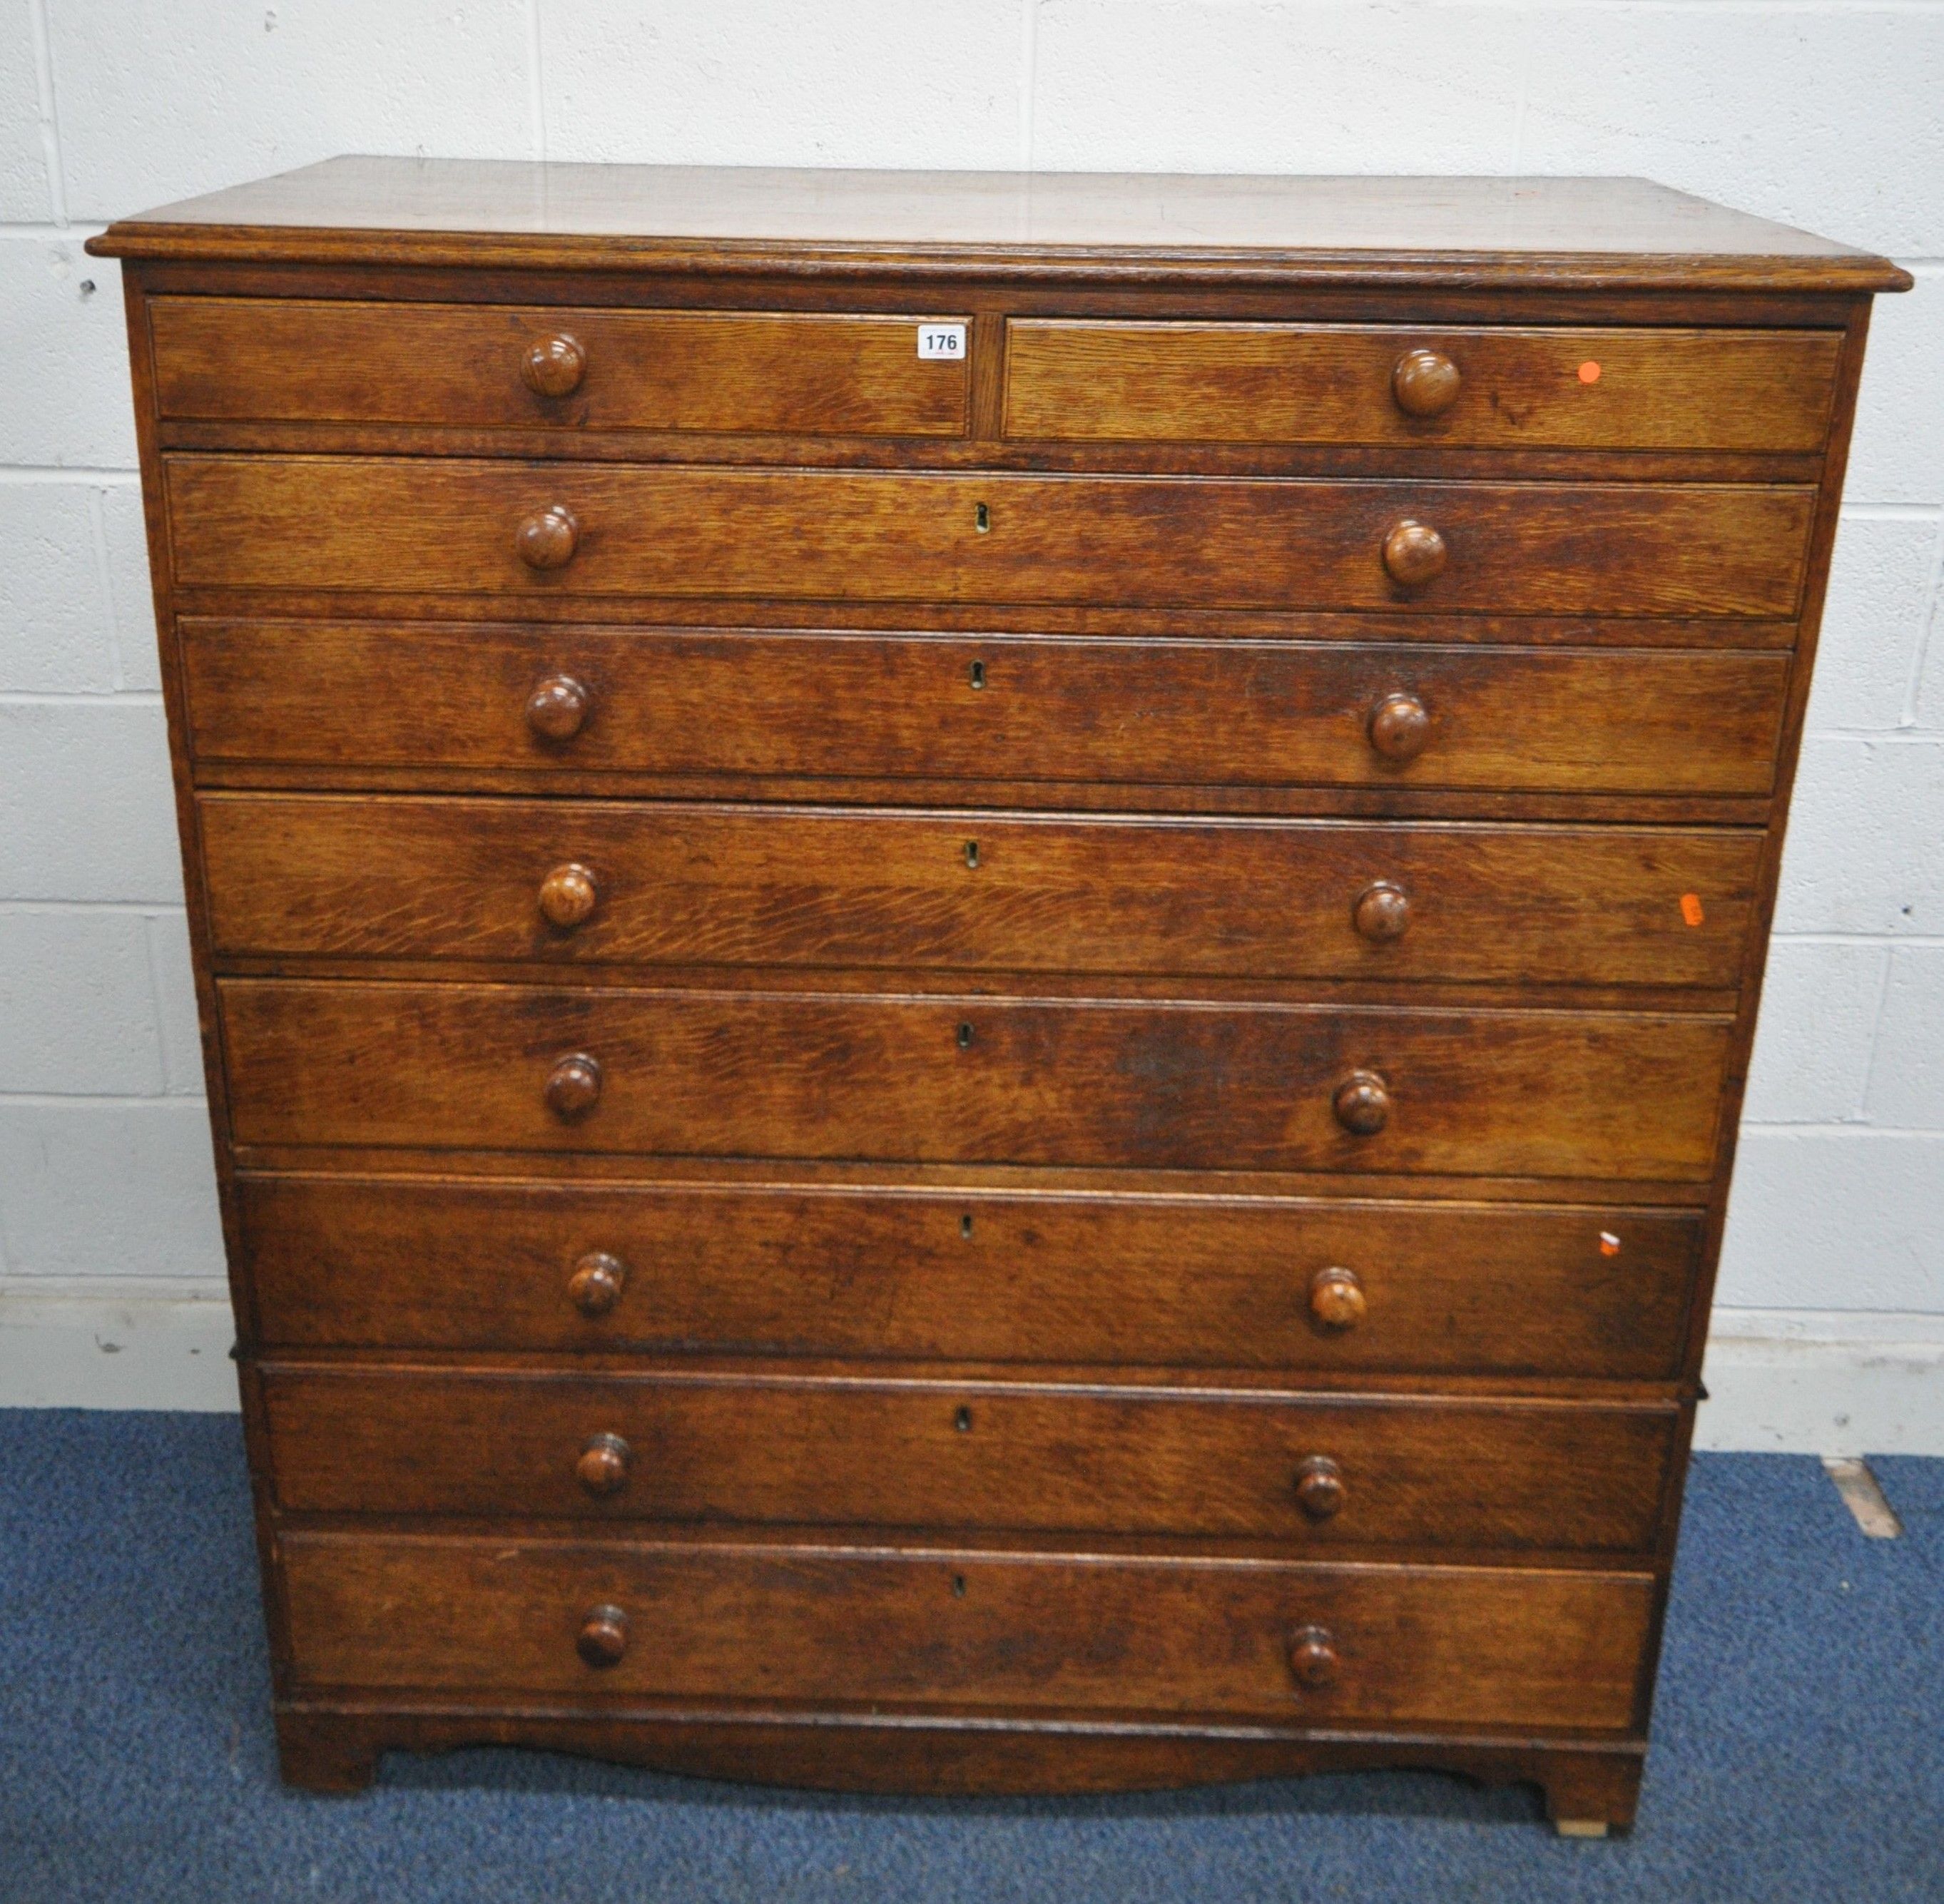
[{"x1": 917, "y1": 322, "x2": 967, "y2": 361}]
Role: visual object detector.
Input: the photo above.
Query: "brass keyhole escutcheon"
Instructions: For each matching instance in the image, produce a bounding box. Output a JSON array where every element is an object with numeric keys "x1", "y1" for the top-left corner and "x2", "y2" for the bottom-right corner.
[
  {"x1": 964, "y1": 840, "x2": 980, "y2": 868},
  {"x1": 957, "y1": 1022, "x2": 974, "y2": 1049},
  {"x1": 969, "y1": 659, "x2": 987, "y2": 689},
  {"x1": 974, "y1": 502, "x2": 991, "y2": 533}
]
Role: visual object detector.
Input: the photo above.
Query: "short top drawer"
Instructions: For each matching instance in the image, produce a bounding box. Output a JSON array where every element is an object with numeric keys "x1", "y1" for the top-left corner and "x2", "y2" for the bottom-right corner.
[
  {"x1": 147, "y1": 299, "x2": 972, "y2": 437},
  {"x1": 1003, "y1": 321, "x2": 1843, "y2": 453}
]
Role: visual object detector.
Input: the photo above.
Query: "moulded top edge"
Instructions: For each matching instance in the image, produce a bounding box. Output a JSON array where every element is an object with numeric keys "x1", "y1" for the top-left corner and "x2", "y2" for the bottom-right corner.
[{"x1": 83, "y1": 158, "x2": 1912, "y2": 295}]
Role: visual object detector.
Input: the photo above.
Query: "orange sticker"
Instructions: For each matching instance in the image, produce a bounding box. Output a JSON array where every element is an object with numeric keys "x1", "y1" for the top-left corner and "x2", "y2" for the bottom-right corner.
[
  {"x1": 1599, "y1": 1231, "x2": 1622, "y2": 1257},
  {"x1": 1578, "y1": 360, "x2": 1602, "y2": 384},
  {"x1": 1680, "y1": 892, "x2": 1706, "y2": 927}
]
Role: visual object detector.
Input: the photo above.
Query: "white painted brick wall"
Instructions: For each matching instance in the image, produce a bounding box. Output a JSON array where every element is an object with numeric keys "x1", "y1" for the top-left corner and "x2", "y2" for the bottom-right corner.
[
  {"x1": 0, "y1": 908, "x2": 172, "y2": 1094},
  {"x1": 0, "y1": 0, "x2": 47, "y2": 224},
  {"x1": 542, "y1": 1, "x2": 1024, "y2": 170},
  {"x1": 0, "y1": 238, "x2": 136, "y2": 467},
  {"x1": 0, "y1": 1, "x2": 1938, "y2": 1428},
  {"x1": 0, "y1": 1099, "x2": 225, "y2": 1278}
]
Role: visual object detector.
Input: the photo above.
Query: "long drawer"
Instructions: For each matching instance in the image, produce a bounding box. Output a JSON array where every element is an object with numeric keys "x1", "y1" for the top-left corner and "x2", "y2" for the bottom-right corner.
[
  {"x1": 178, "y1": 621, "x2": 1793, "y2": 795},
  {"x1": 1003, "y1": 320, "x2": 1842, "y2": 452},
  {"x1": 279, "y1": 1529, "x2": 1655, "y2": 1731},
  {"x1": 237, "y1": 1175, "x2": 1704, "y2": 1378},
  {"x1": 200, "y1": 795, "x2": 1763, "y2": 989},
  {"x1": 217, "y1": 979, "x2": 1732, "y2": 1179},
  {"x1": 164, "y1": 457, "x2": 1816, "y2": 617},
  {"x1": 260, "y1": 1365, "x2": 1675, "y2": 1551},
  {"x1": 150, "y1": 300, "x2": 973, "y2": 436}
]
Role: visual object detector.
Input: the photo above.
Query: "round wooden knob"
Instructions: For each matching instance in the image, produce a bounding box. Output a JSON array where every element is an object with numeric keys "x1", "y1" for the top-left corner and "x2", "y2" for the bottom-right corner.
[
  {"x1": 516, "y1": 504, "x2": 579, "y2": 571},
  {"x1": 1333, "y1": 1070, "x2": 1390, "y2": 1137},
  {"x1": 546, "y1": 1052, "x2": 602, "y2": 1122},
  {"x1": 577, "y1": 1603, "x2": 629, "y2": 1669},
  {"x1": 1295, "y1": 1455, "x2": 1346, "y2": 1520},
  {"x1": 1368, "y1": 693, "x2": 1431, "y2": 763},
  {"x1": 1287, "y1": 1624, "x2": 1339, "y2": 1690},
  {"x1": 1382, "y1": 519, "x2": 1447, "y2": 589},
  {"x1": 521, "y1": 332, "x2": 587, "y2": 399},
  {"x1": 1308, "y1": 1266, "x2": 1367, "y2": 1330},
  {"x1": 1391, "y1": 347, "x2": 1462, "y2": 418},
  {"x1": 576, "y1": 1432, "x2": 631, "y2": 1497},
  {"x1": 539, "y1": 862, "x2": 600, "y2": 930},
  {"x1": 1353, "y1": 881, "x2": 1411, "y2": 945},
  {"x1": 567, "y1": 1251, "x2": 626, "y2": 1317},
  {"x1": 526, "y1": 674, "x2": 590, "y2": 742}
]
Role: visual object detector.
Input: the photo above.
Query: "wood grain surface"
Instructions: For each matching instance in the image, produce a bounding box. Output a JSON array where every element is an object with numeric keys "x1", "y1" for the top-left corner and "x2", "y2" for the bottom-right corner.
[
  {"x1": 235, "y1": 1172, "x2": 1703, "y2": 1375},
  {"x1": 163, "y1": 456, "x2": 1816, "y2": 617},
  {"x1": 259, "y1": 1362, "x2": 1676, "y2": 1549},
  {"x1": 215, "y1": 979, "x2": 1734, "y2": 1179},
  {"x1": 1003, "y1": 321, "x2": 1841, "y2": 452},
  {"x1": 278, "y1": 1527, "x2": 1656, "y2": 1730},
  {"x1": 151, "y1": 299, "x2": 972, "y2": 437},
  {"x1": 87, "y1": 158, "x2": 1910, "y2": 294},
  {"x1": 198, "y1": 793, "x2": 1763, "y2": 987},
  {"x1": 178, "y1": 620, "x2": 1793, "y2": 795}
]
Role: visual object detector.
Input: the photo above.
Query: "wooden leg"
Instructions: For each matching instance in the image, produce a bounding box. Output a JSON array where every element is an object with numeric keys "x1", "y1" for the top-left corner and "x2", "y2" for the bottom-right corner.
[
  {"x1": 275, "y1": 1710, "x2": 379, "y2": 1794},
  {"x1": 1541, "y1": 1748, "x2": 1643, "y2": 1835}
]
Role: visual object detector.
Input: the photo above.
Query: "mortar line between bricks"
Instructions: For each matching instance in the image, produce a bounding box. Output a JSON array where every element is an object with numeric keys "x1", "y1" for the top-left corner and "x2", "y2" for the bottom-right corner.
[
  {"x1": 1739, "y1": 1121, "x2": 1944, "y2": 1139},
  {"x1": 0, "y1": 691, "x2": 163, "y2": 706},
  {"x1": 1896, "y1": 512, "x2": 1944, "y2": 728},
  {"x1": 524, "y1": 0, "x2": 548, "y2": 163},
  {"x1": 83, "y1": 487, "x2": 128, "y2": 693},
  {"x1": 0, "y1": 467, "x2": 139, "y2": 484},
  {"x1": 1019, "y1": 0, "x2": 1039, "y2": 172},
  {"x1": 25, "y1": 0, "x2": 65, "y2": 227},
  {"x1": 1508, "y1": 9, "x2": 1535, "y2": 170},
  {"x1": 0, "y1": 222, "x2": 106, "y2": 238},
  {"x1": 1848, "y1": 937, "x2": 1903, "y2": 1123},
  {"x1": 0, "y1": 901, "x2": 186, "y2": 917},
  {"x1": 0, "y1": 1091, "x2": 209, "y2": 1109},
  {"x1": 139, "y1": 912, "x2": 185, "y2": 1094},
  {"x1": 1771, "y1": 931, "x2": 1944, "y2": 946},
  {"x1": 0, "y1": 1274, "x2": 234, "y2": 1300},
  {"x1": 1405, "y1": 4, "x2": 1944, "y2": 24}
]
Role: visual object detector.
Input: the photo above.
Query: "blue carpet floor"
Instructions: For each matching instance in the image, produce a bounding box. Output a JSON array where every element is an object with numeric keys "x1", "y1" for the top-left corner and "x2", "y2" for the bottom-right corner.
[{"x1": 0, "y1": 1411, "x2": 1938, "y2": 1902}]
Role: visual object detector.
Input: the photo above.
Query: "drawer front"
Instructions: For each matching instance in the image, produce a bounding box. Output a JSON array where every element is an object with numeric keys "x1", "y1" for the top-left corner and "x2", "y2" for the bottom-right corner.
[
  {"x1": 179, "y1": 620, "x2": 1792, "y2": 797},
  {"x1": 261, "y1": 1365, "x2": 1676, "y2": 1551},
  {"x1": 164, "y1": 457, "x2": 1815, "y2": 618},
  {"x1": 200, "y1": 794, "x2": 1764, "y2": 989},
  {"x1": 218, "y1": 980, "x2": 1732, "y2": 1179},
  {"x1": 239, "y1": 1175, "x2": 1704, "y2": 1378},
  {"x1": 150, "y1": 300, "x2": 971, "y2": 437},
  {"x1": 280, "y1": 1530, "x2": 1654, "y2": 1730},
  {"x1": 1004, "y1": 320, "x2": 1842, "y2": 452}
]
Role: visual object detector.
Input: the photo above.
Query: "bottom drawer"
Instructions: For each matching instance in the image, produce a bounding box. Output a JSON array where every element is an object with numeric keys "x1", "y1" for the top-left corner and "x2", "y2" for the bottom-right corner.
[{"x1": 280, "y1": 1532, "x2": 1653, "y2": 1732}]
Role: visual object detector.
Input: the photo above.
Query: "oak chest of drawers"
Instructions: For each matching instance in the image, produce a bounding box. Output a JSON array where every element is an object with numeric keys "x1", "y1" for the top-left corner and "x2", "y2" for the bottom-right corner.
[{"x1": 92, "y1": 160, "x2": 1907, "y2": 1831}]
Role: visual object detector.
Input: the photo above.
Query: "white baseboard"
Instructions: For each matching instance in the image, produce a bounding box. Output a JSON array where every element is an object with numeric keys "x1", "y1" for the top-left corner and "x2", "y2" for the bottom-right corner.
[
  {"x1": 2, "y1": 1284, "x2": 1941, "y2": 1453},
  {"x1": 0, "y1": 1280, "x2": 239, "y2": 1411},
  {"x1": 1696, "y1": 1308, "x2": 1944, "y2": 1456}
]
